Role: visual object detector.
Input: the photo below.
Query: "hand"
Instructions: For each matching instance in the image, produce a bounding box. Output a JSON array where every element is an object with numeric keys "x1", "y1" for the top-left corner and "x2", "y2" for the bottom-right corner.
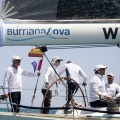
[
  {"x1": 82, "y1": 82, "x2": 87, "y2": 86},
  {"x1": 55, "y1": 89, "x2": 59, "y2": 96},
  {"x1": 37, "y1": 72, "x2": 41, "y2": 76},
  {"x1": 0, "y1": 95, "x2": 5, "y2": 100},
  {"x1": 64, "y1": 77, "x2": 71, "y2": 81},
  {"x1": 104, "y1": 95, "x2": 112, "y2": 100},
  {"x1": 45, "y1": 82, "x2": 49, "y2": 89},
  {"x1": 4, "y1": 94, "x2": 8, "y2": 99},
  {"x1": 57, "y1": 81, "x2": 60, "y2": 84}
]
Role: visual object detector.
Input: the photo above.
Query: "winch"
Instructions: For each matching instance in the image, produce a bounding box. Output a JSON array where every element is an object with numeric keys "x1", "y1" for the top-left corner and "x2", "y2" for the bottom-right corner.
[{"x1": 107, "y1": 98, "x2": 119, "y2": 113}]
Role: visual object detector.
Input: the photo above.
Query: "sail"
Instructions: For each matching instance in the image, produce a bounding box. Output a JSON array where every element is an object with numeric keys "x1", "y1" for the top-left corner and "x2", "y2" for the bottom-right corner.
[{"x1": 1, "y1": 0, "x2": 120, "y2": 20}]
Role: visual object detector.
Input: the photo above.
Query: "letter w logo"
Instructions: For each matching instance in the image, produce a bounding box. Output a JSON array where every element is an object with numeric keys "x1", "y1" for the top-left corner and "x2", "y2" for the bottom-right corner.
[{"x1": 103, "y1": 28, "x2": 118, "y2": 39}]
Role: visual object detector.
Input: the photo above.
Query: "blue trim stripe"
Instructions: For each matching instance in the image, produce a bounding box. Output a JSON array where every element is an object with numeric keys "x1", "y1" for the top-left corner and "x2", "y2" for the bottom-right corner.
[{"x1": 7, "y1": 35, "x2": 57, "y2": 42}]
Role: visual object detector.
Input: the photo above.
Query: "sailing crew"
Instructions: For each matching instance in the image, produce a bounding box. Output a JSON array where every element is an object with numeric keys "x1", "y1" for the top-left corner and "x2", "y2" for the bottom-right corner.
[
  {"x1": 41, "y1": 56, "x2": 63, "y2": 114},
  {"x1": 105, "y1": 72, "x2": 120, "y2": 98},
  {"x1": 58, "y1": 60, "x2": 87, "y2": 107},
  {"x1": 3, "y1": 55, "x2": 40, "y2": 113},
  {"x1": 89, "y1": 64, "x2": 112, "y2": 107}
]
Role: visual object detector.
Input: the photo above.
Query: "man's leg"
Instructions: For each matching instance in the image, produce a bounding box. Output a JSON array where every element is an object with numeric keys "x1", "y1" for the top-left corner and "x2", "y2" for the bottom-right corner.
[
  {"x1": 17, "y1": 92, "x2": 21, "y2": 113},
  {"x1": 8, "y1": 92, "x2": 21, "y2": 113},
  {"x1": 41, "y1": 89, "x2": 52, "y2": 114},
  {"x1": 67, "y1": 82, "x2": 77, "y2": 105}
]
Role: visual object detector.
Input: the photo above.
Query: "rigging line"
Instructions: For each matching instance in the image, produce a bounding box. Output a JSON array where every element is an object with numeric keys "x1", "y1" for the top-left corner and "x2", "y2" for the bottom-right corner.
[
  {"x1": 57, "y1": 89, "x2": 62, "y2": 106},
  {"x1": 44, "y1": 95, "x2": 59, "y2": 107},
  {"x1": 47, "y1": 45, "x2": 93, "y2": 49},
  {"x1": 47, "y1": 47, "x2": 92, "y2": 49},
  {"x1": 4, "y1": 6, "x2": 15, "y2": 16},
  {"x1": 3, "y1": 1, "x2": 10, "y2": 14},
  {"x1": 5, "y1": 11, "x2": 18, "y2": 18},
  {"x1": 1, "y1": 0, "x2": 6, "y2": 14},
  {"x1": 1, "y1": 86, "x2": 10, "y2": 112},
  {"x1": 47, "y1": 45, "x2": 115, "y2": 50},
  {"x1": 17, "y1": 10, "x2": 57, "y2": 19},
  {"x1": 18, "y1": 0, "x2": 35, "y2": 10},
  {"x1": 83, "y1": 86, "x2": 89, "y2": 106}
]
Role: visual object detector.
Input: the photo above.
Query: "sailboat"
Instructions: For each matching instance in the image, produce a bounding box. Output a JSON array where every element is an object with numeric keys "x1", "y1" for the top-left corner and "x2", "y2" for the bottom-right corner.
[
  {"x1": 0, "y1": 0, "x2": 120, "y2": 47},
  {"x1": 0, "y1": 0, "x2": 120, "y2": 120},
  {"x1": 0, "y1": 46, "x2": 120, "y2": 120}
]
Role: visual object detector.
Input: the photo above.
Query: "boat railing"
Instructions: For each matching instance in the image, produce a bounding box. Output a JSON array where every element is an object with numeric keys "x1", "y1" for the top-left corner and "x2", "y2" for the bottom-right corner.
[
  {"x1": 0, "y1": 83, "x2": 88, "y2": 114},
  {"x1": 0, "y1": 86, "x2": 10, "y2": 112},
  {"x1": 0, "y1": 83, "x2": 120, "y2": 114},
  {"x1": 1, "y1": 85, "x2": 120, "y2": 115}
]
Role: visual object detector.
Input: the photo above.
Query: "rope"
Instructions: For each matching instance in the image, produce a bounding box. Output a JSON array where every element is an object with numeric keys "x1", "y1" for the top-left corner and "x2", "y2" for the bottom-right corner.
[
  {"x1": 18, "y1": 104, "x2": 120, "y2": 114},
  {"x1": 19, "y1": 104, "x2": 70, "y2": 110},
  {"x1": 83, "y1": 86, "x2": 89, "y2": 106}
]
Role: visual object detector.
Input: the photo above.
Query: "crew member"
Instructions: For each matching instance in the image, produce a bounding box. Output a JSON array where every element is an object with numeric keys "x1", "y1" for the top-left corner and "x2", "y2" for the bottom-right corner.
[
  {"x1": 105, "y1": 72, "x2": 120, "y2": 98},
  {"x1": 89, "y1": 64, "x2": 112, "y2": 107},
  {"x1": 41, "y1": 56, "x2": 63, "y2": 114},
  {"x1": 58, "y1": 60, "x2": 87, "y2": 107},
  {"x1": 3, "y1": 55, "x2": 40, "y2": 113}
]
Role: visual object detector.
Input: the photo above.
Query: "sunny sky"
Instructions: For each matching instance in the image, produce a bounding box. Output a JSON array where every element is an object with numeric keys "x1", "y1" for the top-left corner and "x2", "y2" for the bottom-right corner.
[{"x1": 0, "y1": 0, "x2": 120, "y2": 108}]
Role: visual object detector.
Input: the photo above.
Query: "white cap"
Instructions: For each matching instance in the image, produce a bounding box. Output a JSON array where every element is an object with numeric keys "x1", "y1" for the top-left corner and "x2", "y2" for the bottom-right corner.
[
  {"x1": 12, "y1": 55, "x2": 21, "y2": 61},
  {"x1": 107, "y1": 72, "x2": 114, "y2": 77},
  {"x1": 94, "y1": 64, "x2": 107, "y2": 72},
  {"x1": 51, "y1": 56, "x2": 63, "y2": 65}
]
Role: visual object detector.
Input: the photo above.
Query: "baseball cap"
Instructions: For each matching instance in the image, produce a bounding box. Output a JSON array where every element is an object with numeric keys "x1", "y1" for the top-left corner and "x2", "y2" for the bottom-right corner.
[
  {"x1": 67, "y1": 60, "x2": 72, "y2": 63},
  {"x1": 107, "y1": 72, "x2": 114, "y2": 77},
  {"x1": 51, "y1": 56, "x2": 63, "y2": 64},
  {"x1": 12, "y1": 55, "x2": 22, "y2": 61},
  {"x1": 94, "y1": 64, "x2": 107, "y2": 72}
]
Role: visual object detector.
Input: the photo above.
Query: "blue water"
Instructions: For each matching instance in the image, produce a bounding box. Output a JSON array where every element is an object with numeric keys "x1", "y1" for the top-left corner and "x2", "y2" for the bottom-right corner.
[{"x1": 0, "y1": 108, "x2": 56, "y2": 114}]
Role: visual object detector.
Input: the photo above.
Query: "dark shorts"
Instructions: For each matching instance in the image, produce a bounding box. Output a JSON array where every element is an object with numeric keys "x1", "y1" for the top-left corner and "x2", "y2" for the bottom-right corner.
[
  {"x1": 8, "y1": 92, "x2": 21, "y2": 113},
  {"x1": 41, "y1": 89, "x2": 52, "y2": 114},
  {"x1": 90, "y1": 100, "x2": 108, "y2": 107},
  {"x1": 67, "y1": 82, "x2": 78, "y2": 103}
]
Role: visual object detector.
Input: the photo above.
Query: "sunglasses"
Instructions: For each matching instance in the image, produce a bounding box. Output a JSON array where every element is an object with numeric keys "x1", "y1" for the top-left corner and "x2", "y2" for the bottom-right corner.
[
  {"x1": 107, "y1": 75, "x2": 112, "y2": 77},
  {"x1": 15, "y1": 60, "x2": 21, "y2": 62},
  {"x1": 56, "y1": 60, "x2": 61, "y2": 62},
  {"x1": 100, "y1": 68, "x2": 105, "y2": 70}
]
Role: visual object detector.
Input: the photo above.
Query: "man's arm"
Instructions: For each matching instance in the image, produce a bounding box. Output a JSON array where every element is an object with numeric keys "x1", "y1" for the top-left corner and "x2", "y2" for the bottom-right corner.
[
  {"x1": 44, "y1": 68, "x2": 51, "y2": 83},
  {"x1": 22, "y1": 70, "x2": 40, "y2": 77},
  {"x1": 79, "y1": 67, "x2": 87, "y2": 83},
  {"x1": 91, "y1": 78, "x2": 112, "y2": 99},
  {"x1": 115, "y1": 85, "x2": 120, "y2": 98},
  {"x1": 3, "y1": 69, "x2": 10, "y2": 98},
  {"x1": 58, "y1": 64, "x2": 67, "y2": 76}
]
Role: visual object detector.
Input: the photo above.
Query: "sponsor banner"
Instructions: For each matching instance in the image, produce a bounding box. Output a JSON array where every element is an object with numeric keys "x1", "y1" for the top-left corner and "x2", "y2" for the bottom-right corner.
[{"x1": 0, "y1": 21, "x2": 120, "y2": 46}]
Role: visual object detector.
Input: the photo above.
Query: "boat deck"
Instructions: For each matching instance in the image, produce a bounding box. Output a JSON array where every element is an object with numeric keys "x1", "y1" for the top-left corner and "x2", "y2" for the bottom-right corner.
[{"x1": 0, "y1": 106, "x2": 120, "y2": 120}]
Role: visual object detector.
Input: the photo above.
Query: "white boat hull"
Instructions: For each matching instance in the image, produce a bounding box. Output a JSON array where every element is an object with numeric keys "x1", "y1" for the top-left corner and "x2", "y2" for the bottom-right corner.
[{"x1": 0, "y1": 107, "x2": 120, "y2": 120}]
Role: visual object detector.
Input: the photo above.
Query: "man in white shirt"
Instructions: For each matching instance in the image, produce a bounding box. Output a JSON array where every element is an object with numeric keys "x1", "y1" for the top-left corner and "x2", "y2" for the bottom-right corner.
[
  {"x1": 105, "y1": 72, "x2": 120, "y2": 98},
  {"x1": 41, "y1": 56, "x2": 63, "y2": 114},
  {"x1": 3, "y1": 55, "x2": 40, "y2": 113},
  {"x1": 58, "y1": 60, "x2": 87, "y2": 107},
  {"x1": 89, "y1": 64, "x2": 112, "y2": 107}
]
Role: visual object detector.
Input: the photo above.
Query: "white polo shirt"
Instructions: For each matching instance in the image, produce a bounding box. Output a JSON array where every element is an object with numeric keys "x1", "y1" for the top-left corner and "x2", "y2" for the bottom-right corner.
[
  {"x1": 105, "y1": 83, "x2": 120, "y2": 97},
  {"x1": 89, "y1": 74, "x2": 107, "y2": 102},
  {"x1": 3, "y1": 66, "x2": 36, "y2": 94},
  {"x1": 58, "y1": 63, "x2": 87, "y2": 84},
  {"x1": 42, "y1": 66, "x2": 58, "y2": 90}
]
